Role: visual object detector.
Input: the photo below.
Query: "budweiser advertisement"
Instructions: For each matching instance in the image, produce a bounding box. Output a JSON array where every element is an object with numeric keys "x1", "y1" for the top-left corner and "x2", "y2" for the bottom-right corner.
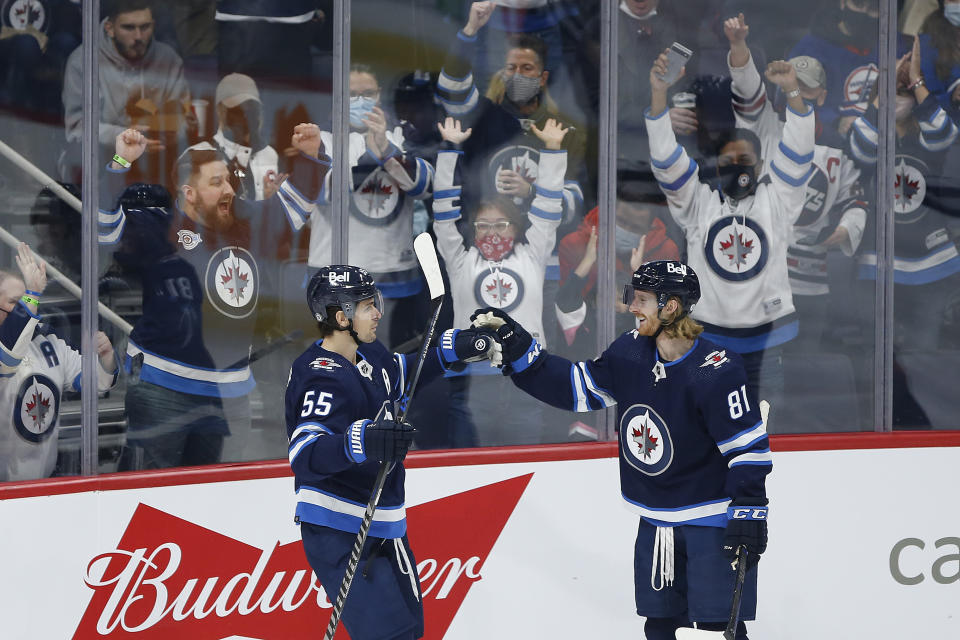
[{"x1": 1, "y1": 442, "x2": 960, "y2": 639}]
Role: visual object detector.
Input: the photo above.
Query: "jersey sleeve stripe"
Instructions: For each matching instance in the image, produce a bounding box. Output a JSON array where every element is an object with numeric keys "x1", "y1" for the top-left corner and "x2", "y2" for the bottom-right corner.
[
  {"x1": 650, "y1": 144, "x2": 683, "y2": 170},
  {"x1": 658, "y1": 158, "x2": 698, "y2": 191},
  {"x1": 289, "y1": 433, "x2": 323, "y2": 464},
  {"x1": 0, "y1": 344, "x2": 23, "y2": 367},
  {"x1": 290, "y1": 421, "x2": 334, "y2": 443},
  {"x1": 578, "y1": 361, "x2": 616, "y2": 407},
  {"x1": 570, "y1": 363, "x2": 590, "y2": 412},
  {"x1": 728, "y1": 449, "x2": 773, "y2": 467},
  {"x1": 716, "y1": 420, "x2": 766, "y2": 454}
]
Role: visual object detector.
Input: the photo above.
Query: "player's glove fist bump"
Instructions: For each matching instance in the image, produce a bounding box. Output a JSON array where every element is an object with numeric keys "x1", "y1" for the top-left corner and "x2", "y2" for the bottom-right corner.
[
  {"x1": 470, "y1": 307, "x2": 543, "y2": 375},
  {"x1": 344, "y1": 415, "x2": 416, "y2": 464},
  {"x1": 723, "y1": 498, "x2": 768, "y2": 570},
  {"x1": 438, "y1": 327, "x2": 502, "y2": 370}
]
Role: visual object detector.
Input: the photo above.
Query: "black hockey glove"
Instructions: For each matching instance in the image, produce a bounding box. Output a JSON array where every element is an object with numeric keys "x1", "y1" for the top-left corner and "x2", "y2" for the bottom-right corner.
[
  {"x1": 470, "y1": 307, "x2": 543, "y2": 375},
  {"x1": 723, "y1": 498, "x2": 768, "y2": 570},
  {"x1": 344, "y1": 416, "x2": 416, "y2": 464},
  {"x1": 438, "y1": 328, "x2": 500, "y2": 371}
]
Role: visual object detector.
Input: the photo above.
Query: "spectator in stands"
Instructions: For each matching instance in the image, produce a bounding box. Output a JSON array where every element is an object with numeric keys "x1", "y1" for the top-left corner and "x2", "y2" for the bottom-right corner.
[
  {"x1": 104, "y1": 123, "x2": 328, "y2": 470},
  {"x1": 438, "y1": 1, "x2": 586, "y2": 224},
  {"x1": 306, "y1": 64, "x2": 434, "y2": 351},
  {"x1": 847, "y1": 36, "x2": 960, "y2": 352},
  {"x1": 0, "y1": 243, "x2": 118, "y2": 481},
  {"x1": 216, "y1": 0, "x2": 320, "y2": 80},
  {"x1": 555, "y1": 176, "x2": 679, "y2": 361},
  {"x1": 189, "y1": 73, "x2": 281, "y2": 202},
  {"x1": 433, "y1": 115, "x2": 566, "y2": 446},
  {"x1": 645, "y1": 49, "x2": 816, "y2": 425},
  {"x1": 724, "y1": 13, "x2": 866, "y2": 350},
  {"x1": 0, "y1": 0, "x2": 81, "y2": 118},
  {"x1": 790, "y1": 0, "x2": 908, "y2": 136},
  {"x1": 61, "y1": 0, "x2": 190, "y2": 182},
  {"x1": 917, "y1": 0, "x2": 960, "y2": 118}
]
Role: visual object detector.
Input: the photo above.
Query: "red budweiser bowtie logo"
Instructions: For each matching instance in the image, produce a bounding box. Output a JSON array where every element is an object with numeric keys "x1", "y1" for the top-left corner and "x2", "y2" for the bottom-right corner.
[{"x1": 73, "y1": 474, "x2": 533, "y2": 639}]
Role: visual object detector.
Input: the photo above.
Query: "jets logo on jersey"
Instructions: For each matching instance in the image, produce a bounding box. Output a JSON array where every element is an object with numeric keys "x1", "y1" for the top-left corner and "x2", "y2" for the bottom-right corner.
[
  {"x1": 489, "y1": 145, "x2": 538, "y2": 196},
  {"x1": 705, "y1": 216, "x2": 768, "y2": 282},
  {"x1": 309, "y1": 357, "x2": 341, "y2": 372},
  {"x1": 620, "y1": 404, "x2": 673, "y2": 476},
  {"x1": 3, "y1": 0, "x2": 49, "y2": 32},
  {"x1": 204, "y1": 247, "x2": 259, "y2": 319},
  {"x1": 474, "y1": 267, "x2": 525, "y2": 312},
  {"x1": 701, "y1": 350, "x2": 729, "y2": 369},
  {"x1": 893, "y1": 155, "x2": 928, "y2": 221},
  {"x1": 177, "y1": 230, "x2": 202, "y2": 250},
  {"x1": 13, "y1": 374, "x2": 60, "y2": 443},
  {"x1": 351, "y1": 168, "x2": 405, "y2": 226},
  {"x1": 842, "y1": 63, "x2": 879, "y2": 114}
]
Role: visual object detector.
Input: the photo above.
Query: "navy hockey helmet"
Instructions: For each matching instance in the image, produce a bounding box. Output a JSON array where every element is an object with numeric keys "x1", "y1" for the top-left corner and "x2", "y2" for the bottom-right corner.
[
  {"x1": 622, "y1": 260, "x2": 701, "y2": 314},
  {"x1": 306, "y1": 265, "x2": 383, "y2": 325}
]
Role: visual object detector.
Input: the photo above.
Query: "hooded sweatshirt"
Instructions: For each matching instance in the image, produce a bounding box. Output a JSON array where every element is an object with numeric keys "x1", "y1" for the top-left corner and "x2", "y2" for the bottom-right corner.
[{"x1": 63, "y1": 19, "x2": 189, "y2": 145}]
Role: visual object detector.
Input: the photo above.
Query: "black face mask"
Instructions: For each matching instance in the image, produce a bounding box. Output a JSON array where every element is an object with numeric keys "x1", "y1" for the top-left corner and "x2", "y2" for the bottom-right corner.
[
  {"x1": 842, "y1": 8, "x2": 878, "y2": 43},
  {"x1": 717, "y1": 163, "x2": 758, "y2": 201}
]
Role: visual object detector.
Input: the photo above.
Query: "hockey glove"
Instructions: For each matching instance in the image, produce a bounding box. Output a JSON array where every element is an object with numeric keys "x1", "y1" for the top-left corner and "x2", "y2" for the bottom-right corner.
[
  {"x1": 470, "y1": 307, "x2": 543, "y2": 375},
  {"x1": 344, "y1": 416, "x2": 416, "y2": 464},
  {"x1": 723, "y1": 498, "x2": 768, "y2": 570},
  {"x1": 438, "y1": 328, "x2": 502, "y2": 371}
]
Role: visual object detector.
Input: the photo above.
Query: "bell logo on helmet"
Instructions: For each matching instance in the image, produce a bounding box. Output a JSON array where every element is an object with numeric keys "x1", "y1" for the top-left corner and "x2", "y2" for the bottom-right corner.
[
  {"x1": 327, "y1": 271, "x2": 350, "y2": 284},
  {"x1": 665, "y1": 262, "x2": 687, "y2": 276}
]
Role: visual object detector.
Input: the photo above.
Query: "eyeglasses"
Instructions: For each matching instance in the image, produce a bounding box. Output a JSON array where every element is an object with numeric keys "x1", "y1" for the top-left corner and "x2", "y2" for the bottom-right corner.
[
  {"x1": 474, "y1": 221, "x2": 512, "y2": 233},
  {"x1": 350, "y1": 90, "x2": 380, "y2": 100}
]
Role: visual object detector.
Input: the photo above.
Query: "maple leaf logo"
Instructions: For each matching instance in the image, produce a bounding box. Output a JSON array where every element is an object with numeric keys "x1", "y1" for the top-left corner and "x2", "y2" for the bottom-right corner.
[
  {"x1": 484, "y1": 278, "x2": 513, "y2": 302},
  {"x1": 719, "y1": 233, "x2": 754, "y2": 268},
  {"x1": 26, "y1": 392, "x2": 51, "y2": 425},
  {"x1": 631, "y1": 425, "x2": 659, "y2": 460},
  {"x1": 894, "y1": 171, "x2": 920, "y2": 203},
  {"x1": 220, "y1": 267, "x2": 249, "y2": 300}
]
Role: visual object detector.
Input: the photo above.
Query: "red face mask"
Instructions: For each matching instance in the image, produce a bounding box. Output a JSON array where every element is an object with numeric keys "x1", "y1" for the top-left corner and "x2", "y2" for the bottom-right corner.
[{"x1": 475, "y1": 234, "x2": 515, "y2": 261}]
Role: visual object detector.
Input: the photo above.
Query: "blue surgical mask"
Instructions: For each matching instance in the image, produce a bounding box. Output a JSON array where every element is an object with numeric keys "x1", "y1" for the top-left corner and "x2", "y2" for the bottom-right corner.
[
  {"x1": 945, "y1": 4, "x2": 960, "y2": 27},
  {"x1": 615, "y1": 225, "x2": 644, "y2": 253},
  {"x1": 349, "y1": 96, "x2": 376, "y2": 129}
]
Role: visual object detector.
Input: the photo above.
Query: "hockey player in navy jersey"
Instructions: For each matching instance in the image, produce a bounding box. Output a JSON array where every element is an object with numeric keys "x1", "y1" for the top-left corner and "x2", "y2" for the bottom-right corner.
[
  {"x1": 285, "y1": 266, "x2": 497, "y2": 639},
  {"x1": 473, "y1": 260, "x2": 771, "y2": 640}
]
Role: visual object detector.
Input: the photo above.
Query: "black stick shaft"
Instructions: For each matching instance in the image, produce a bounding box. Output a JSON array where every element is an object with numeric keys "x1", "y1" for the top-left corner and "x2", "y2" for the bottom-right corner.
[
  {"x1": 322, "y1": 295, "x2": 443, "y2": 639},
  {"x1": 724, "y1": 546, "x2": 750, "y2": 640}
]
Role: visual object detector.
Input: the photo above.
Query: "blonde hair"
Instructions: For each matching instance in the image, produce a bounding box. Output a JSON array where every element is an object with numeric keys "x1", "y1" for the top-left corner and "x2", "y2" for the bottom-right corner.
[{"x1": 658, "y1": 296, "x2": 703, "y2": 341}]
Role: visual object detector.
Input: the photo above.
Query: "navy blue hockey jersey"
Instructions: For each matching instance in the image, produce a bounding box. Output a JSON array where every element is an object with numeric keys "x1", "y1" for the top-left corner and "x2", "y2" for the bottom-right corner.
[
  {"x1": 512, "y1": 334, "x2": 771, "y2": 527},
  {"x1": 284, "y1": 339, "x2": 447, "y2": 538}
]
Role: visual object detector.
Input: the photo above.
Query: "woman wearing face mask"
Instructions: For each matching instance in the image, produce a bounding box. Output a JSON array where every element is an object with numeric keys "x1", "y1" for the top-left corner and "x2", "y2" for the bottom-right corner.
[
  {"x1": 432, "y1": 116, "x2": 567, "y2": 446},
  {"x1": 916, "y1": 0, "x2": 960, "y2": 117},
  {"x1": 847, "y1": 36, "x2": 960, "y2": 357},
  {"x1": 646, "y1": 51, "x2": 817, "y2": 430}
]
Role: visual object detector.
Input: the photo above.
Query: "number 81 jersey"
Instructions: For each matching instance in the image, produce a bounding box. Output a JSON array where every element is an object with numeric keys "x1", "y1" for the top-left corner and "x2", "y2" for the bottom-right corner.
[{"x1": 511, "y1": 332, "x2": 772, "y2": 526}]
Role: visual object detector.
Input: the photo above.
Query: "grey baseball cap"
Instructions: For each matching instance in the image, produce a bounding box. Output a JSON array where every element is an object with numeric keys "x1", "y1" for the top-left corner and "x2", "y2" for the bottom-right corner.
[
  {"x1": 789, "y1": 56, "x2": 826, "y2": 91},
  {"x1": 215, "y1": 73, "x2": 261, "y2": 108}
]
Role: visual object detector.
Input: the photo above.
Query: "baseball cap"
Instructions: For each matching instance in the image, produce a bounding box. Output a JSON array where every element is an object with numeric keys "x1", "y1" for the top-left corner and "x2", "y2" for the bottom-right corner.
[
  {"x1": 215, "y1": 73, "x2": 261, "y2": 108},
  {"x1": 789, "y1": 56, "x2": 826, "y2": 91}
]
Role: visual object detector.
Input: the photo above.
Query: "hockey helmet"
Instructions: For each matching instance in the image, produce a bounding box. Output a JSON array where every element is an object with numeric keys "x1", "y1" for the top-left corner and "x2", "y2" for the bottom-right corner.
[
  {"x1": 622, "y1": 260, "x2": 700, "y2": 313},
  {"x1": 306, "y1": 265, "x2": 383, "y2": 324}
]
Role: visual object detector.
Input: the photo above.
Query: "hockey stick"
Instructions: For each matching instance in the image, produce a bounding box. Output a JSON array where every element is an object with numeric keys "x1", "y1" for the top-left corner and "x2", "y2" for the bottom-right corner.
[
  {"x1": 675, "y1": 545, "x2": 750, "y2": 640},
  {"x1": 322, "y1": 232, "x2": 444, "y2": 640},
  {"x1": 675, "y1": 401, "x2": 769, "y2": 640}
]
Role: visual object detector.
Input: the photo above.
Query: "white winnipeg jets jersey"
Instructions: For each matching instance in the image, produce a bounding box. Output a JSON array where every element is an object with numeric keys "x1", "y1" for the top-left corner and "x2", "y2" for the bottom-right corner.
[
  {"x1": 729, "y1": 52, "x2": 866, "y2": 296},
  {"x1": 432, "y1": 148, "x2": 565, "y2": 348},
  {"x1": 645, "y1": 93, "x2": 815, "y2": 341},
  {"x1": 0, "y1": 305, "x2": 117, "y2": 481}
]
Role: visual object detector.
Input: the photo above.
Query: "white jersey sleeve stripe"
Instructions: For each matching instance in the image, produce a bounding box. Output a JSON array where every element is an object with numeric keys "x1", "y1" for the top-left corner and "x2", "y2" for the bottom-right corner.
[
  {"x1": 716, "y1": 420, "x2": 766, "y2": 454},
  {"x1": 578, "y1": 361, "x2": 616, "y2": 407},
  {"x1": 729, "y1": 449, "x2": 773, "y2": 467}
]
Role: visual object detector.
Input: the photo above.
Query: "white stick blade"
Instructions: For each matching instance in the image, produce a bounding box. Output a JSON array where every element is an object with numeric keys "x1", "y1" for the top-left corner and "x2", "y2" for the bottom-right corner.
[
  {"x1": 413, "y1": 232, "x2": 444, "y2": 300},
  {"x1": 675, "y1": 628, "x2": 725, "y2": 639}
]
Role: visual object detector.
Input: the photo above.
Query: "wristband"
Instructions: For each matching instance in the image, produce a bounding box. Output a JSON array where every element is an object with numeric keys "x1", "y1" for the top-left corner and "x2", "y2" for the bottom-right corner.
[
  {"x1": 344, "y1": 419, "x2": 369, "y2": 464},
  {"x1": 20, "y1": 295, "x2": 39, "y2": 306},
  {"x1": 24, "y1": 290, "x2": 42, "y2": 298},
  {"x1": 784, "y1": 88, "x2": 801, "y2": 99},
  {"x1": 112, "y1": 154, "x2": 131, "y2": 168},
  {"x1": 727, "y1": 505, "x2": 769, "y2": 521},
  {"x1": 907, "y1": 78, "x2": 924, "y2": 92}
]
